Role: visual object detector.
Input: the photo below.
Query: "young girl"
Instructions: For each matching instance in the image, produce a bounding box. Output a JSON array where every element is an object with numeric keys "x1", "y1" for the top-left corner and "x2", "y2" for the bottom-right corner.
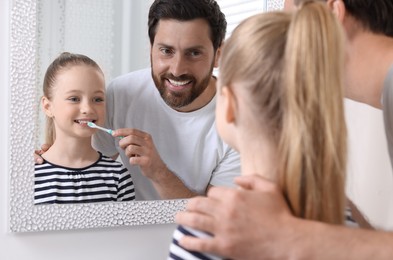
[
  {"x1": 169, "y1": 1, "x2": 349, "y2": 259},
  {"x1": 34, "y1": 52, "x2": 135, "y2": 204}
]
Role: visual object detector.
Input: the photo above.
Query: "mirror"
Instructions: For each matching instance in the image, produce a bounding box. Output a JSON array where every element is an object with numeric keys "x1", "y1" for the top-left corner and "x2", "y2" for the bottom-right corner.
[
  {"x1": 9, "y1": 0, "x2": 186, "y2": 233},
  {"x1": 9, "y1": 0, "x2": 278, "y2": 232}
]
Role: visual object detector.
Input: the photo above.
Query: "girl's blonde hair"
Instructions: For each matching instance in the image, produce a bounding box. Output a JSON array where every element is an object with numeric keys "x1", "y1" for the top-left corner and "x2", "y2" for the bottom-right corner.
[
  {"x1": 219, "y1": 1, "x2": 347, "y2": 224},
  {"x1": 42, "y1": 52, "x2": 103, "y2": 146}
]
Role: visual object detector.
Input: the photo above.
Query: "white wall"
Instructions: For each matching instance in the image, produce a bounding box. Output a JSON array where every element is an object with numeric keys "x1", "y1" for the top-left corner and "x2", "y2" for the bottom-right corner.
[
  {"x1": 345, "y1": 100, "x2": 393, "y2": 230},
  {"x1": 0, "y1": 1, "x2": 176, "y2": 260}
]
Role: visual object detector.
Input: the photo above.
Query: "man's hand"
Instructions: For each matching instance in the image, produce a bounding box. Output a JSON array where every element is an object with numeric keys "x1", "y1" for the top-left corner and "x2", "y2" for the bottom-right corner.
[
  {"x1": 114, "y1": 128, "x2": 168, "y2": 181},
  {"x1": 34, "y1": 143, "x2": 51, "y2": 164},
  {"x1": 114, "y1": 128, "x2": 196, "y2": 199},
  {"x1": 175, "y1": 175, "x2": 298, "y2": 260}
]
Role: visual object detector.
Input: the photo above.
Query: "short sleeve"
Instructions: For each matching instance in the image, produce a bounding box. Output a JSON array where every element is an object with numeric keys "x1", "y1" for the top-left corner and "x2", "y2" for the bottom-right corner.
[{"x1": 209, "y1": 145, "x2": 241, "y2": 188}]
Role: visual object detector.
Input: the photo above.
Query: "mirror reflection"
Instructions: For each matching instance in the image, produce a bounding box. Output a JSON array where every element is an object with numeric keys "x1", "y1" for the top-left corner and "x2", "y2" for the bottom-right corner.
[{"x1": 35, "y1": 0, "x2": 256, "y2": 204}]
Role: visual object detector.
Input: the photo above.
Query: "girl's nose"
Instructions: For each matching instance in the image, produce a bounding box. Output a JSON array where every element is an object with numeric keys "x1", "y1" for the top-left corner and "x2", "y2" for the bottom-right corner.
[{"x1": 80, "y1": 101, "x2": 93, "y2": 114}]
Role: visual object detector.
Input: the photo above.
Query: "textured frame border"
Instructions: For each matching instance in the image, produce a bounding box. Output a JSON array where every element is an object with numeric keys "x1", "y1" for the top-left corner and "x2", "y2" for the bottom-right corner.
[{"x1": 8, "y1": 0, "x2": 186, "y2": 233}]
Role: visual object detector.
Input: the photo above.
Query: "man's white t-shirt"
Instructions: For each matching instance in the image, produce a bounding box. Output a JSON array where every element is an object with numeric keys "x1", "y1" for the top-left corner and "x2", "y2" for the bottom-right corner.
[
  {"x1": 93, "y1": 68, "x2": 240, "y2": 200},
  {"x1": 382, "y1": 64, "x2": 393, "y2": 171}
]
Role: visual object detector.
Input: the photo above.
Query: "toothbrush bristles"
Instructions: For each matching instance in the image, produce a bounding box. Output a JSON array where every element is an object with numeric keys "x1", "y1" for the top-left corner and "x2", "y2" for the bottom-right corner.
[
  {"x1": 87, "y1": 122, "x2": 112, "y2": 134},
  {"x1": 87, "y1": 122, "x2": 97, "y2": 128}
]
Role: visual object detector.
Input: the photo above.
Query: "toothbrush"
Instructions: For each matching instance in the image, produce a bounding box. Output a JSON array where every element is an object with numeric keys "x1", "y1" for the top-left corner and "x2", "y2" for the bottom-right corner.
[{"x1": 87, "y1": 122, "x2": 114, "y2": 135}]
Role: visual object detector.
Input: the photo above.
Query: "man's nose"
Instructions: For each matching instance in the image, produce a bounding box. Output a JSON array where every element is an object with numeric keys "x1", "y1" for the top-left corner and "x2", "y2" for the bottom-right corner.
[{"x1": 170, "y1": 54, "x2": 188, "y2": 77}]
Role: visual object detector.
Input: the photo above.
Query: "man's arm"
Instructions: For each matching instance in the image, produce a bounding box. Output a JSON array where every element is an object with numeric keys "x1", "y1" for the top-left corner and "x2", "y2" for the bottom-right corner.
[
  {"x1": 145, "y1": 164, "x2": 201, "y2": 199},
  {"x1": 176, "y1": 175, "x2": 393, "y2": 260},
  {"x1": 291, "y1": 218, "x2": 393, "y2": 260}
]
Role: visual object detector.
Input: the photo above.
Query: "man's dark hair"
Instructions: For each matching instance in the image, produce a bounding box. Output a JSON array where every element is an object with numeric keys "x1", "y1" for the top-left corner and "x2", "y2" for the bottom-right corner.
[
  {"x1": 295, "y1": 0, "x2": 393, "y2": 36},
  {"x1": 148, "y1": 0, "x2": 227, "y2": 50},
  {"x1": 342, "y1": 0, "x2": 393, "y2": 37}
]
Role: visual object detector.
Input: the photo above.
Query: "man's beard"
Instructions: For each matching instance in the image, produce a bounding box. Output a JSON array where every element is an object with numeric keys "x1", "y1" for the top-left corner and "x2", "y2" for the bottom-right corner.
[{"x1": 151, "y1": 63, "x2": 214, "y2": 109}]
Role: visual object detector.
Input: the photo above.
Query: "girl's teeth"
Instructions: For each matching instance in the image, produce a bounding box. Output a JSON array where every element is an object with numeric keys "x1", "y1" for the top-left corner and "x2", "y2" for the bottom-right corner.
[{"x1": 77, "y1": 120, "x2": 91, "y2": 124}]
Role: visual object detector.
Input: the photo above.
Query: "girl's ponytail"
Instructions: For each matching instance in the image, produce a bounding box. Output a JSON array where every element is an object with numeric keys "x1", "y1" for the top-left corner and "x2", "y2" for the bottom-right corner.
[{"x1": 278, "y1": 1, "x2": 347, "y2": 224}]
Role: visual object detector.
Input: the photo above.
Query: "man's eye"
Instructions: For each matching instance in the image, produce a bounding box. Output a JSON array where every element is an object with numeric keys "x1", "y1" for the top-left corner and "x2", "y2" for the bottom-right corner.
[
  {"x1": 189, "y1": 51, "x2": 201, "y2": 57},
  {"x1": 160, "y1": 48, "x2": 173, "y2": 55}
]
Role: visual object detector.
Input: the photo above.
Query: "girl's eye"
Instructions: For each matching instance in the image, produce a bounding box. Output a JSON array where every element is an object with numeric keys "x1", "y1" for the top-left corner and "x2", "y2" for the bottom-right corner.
[
  {"x1": 94, "y1": 97, "x2": 104, "y2": 103},
  {"x1": 68, "y1": 97, "x2": 79, "y2": 102}
]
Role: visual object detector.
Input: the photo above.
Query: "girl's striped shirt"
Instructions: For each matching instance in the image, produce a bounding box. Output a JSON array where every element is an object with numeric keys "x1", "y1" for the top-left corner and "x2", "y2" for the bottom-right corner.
[{"x1": 34, "y1": 152, "x2": 135, "y2": 204}]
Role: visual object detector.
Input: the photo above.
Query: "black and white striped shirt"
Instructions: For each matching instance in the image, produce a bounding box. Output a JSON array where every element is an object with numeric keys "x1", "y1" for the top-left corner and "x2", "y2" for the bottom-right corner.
[
  {"x1": 169, "y1": 225, "x2": 222, "y2": 260},
  {"x1": 34, "y1": 152, "x2": 135, "y2": 204}
]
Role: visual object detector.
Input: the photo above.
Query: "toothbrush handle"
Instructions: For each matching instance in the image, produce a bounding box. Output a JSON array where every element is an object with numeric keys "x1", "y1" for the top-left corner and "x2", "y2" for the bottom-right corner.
[{"x1": 108, "y1": 129, "x2": 123, "y2": 139}]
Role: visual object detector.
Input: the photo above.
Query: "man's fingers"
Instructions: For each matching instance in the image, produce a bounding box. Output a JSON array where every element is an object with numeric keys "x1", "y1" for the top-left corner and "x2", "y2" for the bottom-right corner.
[
  {"x1": 114, "y1": 128, "x2": 150, "y2": 139},
  {"x1": 41, "y1": 143, "x2": 51, "y2": 152},
  {"x1": 185, "y1": 196, "x2": 220, "y2": 216},
  {"x1": 205, "y1": 186, "x2": 235, "y2": 199},
  {"x1": 118, "y1": 134, "x2": 148, "y2": 151},
  {"x1": 124, "y1": 144, "x2": 142, "y2": 157},
  {"x1": 178, "y1": 234, "x2": 217, "y2": 254},
  {"x1": 177, "y1": 196, "x2": 219, "y2": 233},
  {"x1": 34, "y1": 143, "x2": 51, "y2": 164},
  {"x1": 34, "y1": 151, "x2": 44, "y2": 164},
  {"x1": 235, "y1": 174, "x2": 277, "y2": 191},
  {"x1": 175, "y1": 210, "x2": 215, "y2": 233},
  {"x1": 112, "y1": 128, "x2": 134, "y2": 137}
]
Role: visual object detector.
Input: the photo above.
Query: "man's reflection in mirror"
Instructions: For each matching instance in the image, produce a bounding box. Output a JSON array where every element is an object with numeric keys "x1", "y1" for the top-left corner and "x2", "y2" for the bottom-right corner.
[{"x1": 91, "y1": 0, "x2": 241, "y2": 200}]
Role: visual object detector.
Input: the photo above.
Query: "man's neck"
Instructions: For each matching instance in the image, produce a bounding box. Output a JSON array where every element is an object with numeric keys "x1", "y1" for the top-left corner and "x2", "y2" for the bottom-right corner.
[{"x1": 346, "y1": 30, "x2": 393, "y2": 108}]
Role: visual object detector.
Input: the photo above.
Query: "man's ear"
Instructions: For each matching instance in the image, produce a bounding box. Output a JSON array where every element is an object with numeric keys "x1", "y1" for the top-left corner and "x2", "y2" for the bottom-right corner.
[
  {"x1": 221, "y1": 86, "x2": 237, "y2": 124},
  {"x1": 41, "y1": 96, "x2": 53, "y2": 118},
  {"x1": 326, "y1": 0, "x2": 346, "y2": 23},
  {"x1": 214, "y1": 46, "x2": 222, "y2": 68}
]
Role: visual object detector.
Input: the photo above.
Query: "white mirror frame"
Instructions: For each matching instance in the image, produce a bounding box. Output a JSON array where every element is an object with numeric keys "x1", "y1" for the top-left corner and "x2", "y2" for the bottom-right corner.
[
  {"x1": 8, "y1": 0, "x2": 282, "y2": 232},
  {"x1": 8, "y1": 0, "x2": 186, "y2": 232}
]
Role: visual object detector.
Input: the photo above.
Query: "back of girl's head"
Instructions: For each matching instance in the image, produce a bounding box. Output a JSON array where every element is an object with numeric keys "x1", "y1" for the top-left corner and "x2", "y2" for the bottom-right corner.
[
  {"x1": 219, "y1": 1, "x2": 347, "y2": 224},
  {"x1": 43, "y1": 52, "x2": 103, "y2": 145}
]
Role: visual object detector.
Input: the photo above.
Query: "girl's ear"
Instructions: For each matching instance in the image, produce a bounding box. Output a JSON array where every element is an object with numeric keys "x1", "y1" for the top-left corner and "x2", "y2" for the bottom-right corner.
[
  {"x1": 221, "y1": 86, "x2": 237, "y2": 124},
  {"x1": 41, "y1": 96, "x2": 53, "y2": 118},
  {"x1": 326, "y1": 0, "x2": 346, "y2": 23}
]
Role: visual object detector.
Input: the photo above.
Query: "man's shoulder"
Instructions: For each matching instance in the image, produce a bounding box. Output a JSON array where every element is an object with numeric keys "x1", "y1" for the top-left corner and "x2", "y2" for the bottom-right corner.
[{"x1": 110, "y1": 68, "x2": 152, "y2": 87}]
